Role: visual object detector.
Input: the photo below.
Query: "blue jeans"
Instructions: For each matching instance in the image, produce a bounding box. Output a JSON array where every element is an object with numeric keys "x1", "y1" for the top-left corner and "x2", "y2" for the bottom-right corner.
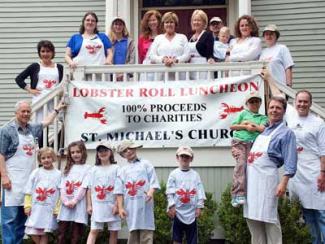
[
  {"x1": 303, "y1": 208, "x2": 325, "y2": 244},
  {"x1": 1, "y1": 191, "x2": 27, "y2": 244}
]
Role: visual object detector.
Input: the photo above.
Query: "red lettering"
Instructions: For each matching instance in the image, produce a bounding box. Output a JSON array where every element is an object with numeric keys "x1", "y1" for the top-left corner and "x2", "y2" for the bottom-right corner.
[
  {"x1": 139, "y1": 88, "x2": 148, "y2": 97},
  {"x1": 219, "y1": 84, "x2": 228, "y2": 93},
  {"x1": 238, "y1": 82, "x2": 248, "y2": 92},
  {"x1": 250, "y1": 81, "x2": 258, "y2": 91},
  {"x1": 230, "y1": 84, "x2": 236, "y2": 92}
]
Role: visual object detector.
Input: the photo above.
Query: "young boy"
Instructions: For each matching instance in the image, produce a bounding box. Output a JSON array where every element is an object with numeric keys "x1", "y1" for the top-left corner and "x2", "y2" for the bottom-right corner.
[
  {"x1": 230, "y1": 92, "x2": 268, "y2": 207},
  {"x1": 115, "y1": 140, "x2": 160, "y2": 244},
  {"x1": 213, "y1": 26, "x2": 231, "y2": 61},
  {"x1": 166, "y1": 146, "x2": 206, "y2": 244}
]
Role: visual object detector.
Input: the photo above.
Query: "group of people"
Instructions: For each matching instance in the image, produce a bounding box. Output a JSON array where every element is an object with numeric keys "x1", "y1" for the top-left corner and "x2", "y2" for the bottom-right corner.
[
  {"x1": 228, "y1": 71, "x2": 325, "y2": 244},
  {"x1": 0, "y1": 101, "x2": 205, "y2": 244},
  {"x1": 3, "y1": 7, "x2": 324, "y2": 244}
]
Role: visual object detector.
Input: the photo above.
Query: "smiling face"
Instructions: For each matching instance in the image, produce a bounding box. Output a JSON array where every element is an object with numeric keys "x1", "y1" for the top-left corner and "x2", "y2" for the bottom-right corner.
[
  {"x1": 263, "y1": 31, "x2": 277, "y2": 47},
  {"x1": 191, "y1": 15, "x2": 205, "y2": 32},
  {"x1": 239, "y1": 18, "x2": 252, "y2": 38},
  {"x1": 40, "y1": 152, "x2": 54, "y2": 170},
  {"x1": 209, "y1": 21, "x2": 222, "y2": 35},
  {"x1": 247, "y1": 98, "x2": 262, "y2": 113},
  {"x1": 97, "y1": 147, "x2": 112, "y2": 165},
  {"x1": 268, "y1": 100, "x2": 285, "y2": 124},
  {"x1": 295, "y1": 92, "x2": 311, "y2": 117},
  {"x1": 121, "y1": 148, "x2": 137, "y2": 162},
  {"x1": 164, "y1": 20, "x2": 176, "y2": 35},
  {"x1": 15, "y1": 102, "x2": 31, "y2": 127},
  {"x1": 83, "y1": 14, "x2": 97, "y2": 33},
  {"x1": 113, "y1": 20, "x2": 125, "y2": 34},
  {"x1": 177, "y1": 154, "x2": 193, "y2": 170},
  {"x1": 70, "y1": 145, "x2": 83, "y2": 164},
  {"x1": 148, "y1": 14, "x2": 159, "y2": 33},
  {"x1": 39, "y1": 47, "x2": 54, "y2": 62}
]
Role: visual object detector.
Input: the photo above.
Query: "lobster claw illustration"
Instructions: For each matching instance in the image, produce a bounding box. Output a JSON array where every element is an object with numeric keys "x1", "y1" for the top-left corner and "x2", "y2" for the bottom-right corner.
[
  {"x1": 84, "y1": 107, "x2": 107, "y2": 124},
  {"x1": 125, "y1": 180, "x2": 146, "y2": 196},
  {"x1": 176, "y1": 188, "x2": 197, "y2": 204},
  {"x1": 247, "y1": 152, "x2": 263, "y2": 164},
  {"x1": 297, "y1": 146, "x2": 304, "y2": 153},
  {"x1": 219, "y1": 103, "x2": 244, "y2": 119}
]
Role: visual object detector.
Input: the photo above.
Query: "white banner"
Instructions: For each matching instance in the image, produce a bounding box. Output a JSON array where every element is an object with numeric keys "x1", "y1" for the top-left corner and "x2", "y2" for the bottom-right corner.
[{"x1": 65, "y1": 74, "x2": 265, "y2": 149}]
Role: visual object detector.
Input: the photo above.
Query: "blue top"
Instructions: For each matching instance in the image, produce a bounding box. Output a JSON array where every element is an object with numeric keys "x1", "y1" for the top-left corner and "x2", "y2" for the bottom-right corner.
[
  {"x1": 113, "y1": 37, "x2": 128, "y2": 64},
  {"x1": 263, "y1": 120, "x2": 297, "y2": 176},
  {"x1": 0, "y1": 121, "x2": 42, "y2": 160},
  {"x1": 66, "y1": 33, "x2": 112, "y2": 58}
]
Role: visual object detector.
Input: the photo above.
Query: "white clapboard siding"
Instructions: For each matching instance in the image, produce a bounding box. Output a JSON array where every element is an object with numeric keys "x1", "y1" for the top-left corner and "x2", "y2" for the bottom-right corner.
[
  {"x1": 252, "y1": 0, "x2": 325, "y2": 108},
  {"x1": 0, "y1": 0, "x2": 105, "y2": 125}
]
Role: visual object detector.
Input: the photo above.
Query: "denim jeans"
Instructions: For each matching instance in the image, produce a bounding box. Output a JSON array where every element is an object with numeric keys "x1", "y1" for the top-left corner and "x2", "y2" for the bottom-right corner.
[
  {"x1": 1, "y1": 191, "x2": 27, "y2": 244},
  {"x1": 303, "y1": 208, "x2": 325, "y2": 244}
]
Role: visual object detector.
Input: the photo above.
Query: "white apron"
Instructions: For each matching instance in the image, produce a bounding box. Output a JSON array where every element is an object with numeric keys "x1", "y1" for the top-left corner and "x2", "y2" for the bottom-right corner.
[
  {"x1": 4, "y1": 132, "x2": 36, "y2": 206},
  {"x1": 244, "y1": 123, "x2": 284, "y2": 224},
  {"x1": 188, "y1": 31, "x2": 207, "y2": 80},
  {"x1": 289, "y1": 125, "x2": 325, "y2": 210},
  {"x1": 33, "y1": 64, "x2": 59, "y2": 122},
  {"x1": 73, "y1": 35, "x2": 106, "y2": 66}
]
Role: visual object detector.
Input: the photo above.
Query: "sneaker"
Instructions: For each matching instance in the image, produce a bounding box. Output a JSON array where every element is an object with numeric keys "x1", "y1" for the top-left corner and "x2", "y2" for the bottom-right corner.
[
  {"x1": 231, "y1": 197, "x2": 240, "y2": 207},
  {"x1": 231, "y1": 196, "x2": 246, "y2": 207},
  {"x1": 237, "y1": 196, "x2": 246, "y2": 205}
]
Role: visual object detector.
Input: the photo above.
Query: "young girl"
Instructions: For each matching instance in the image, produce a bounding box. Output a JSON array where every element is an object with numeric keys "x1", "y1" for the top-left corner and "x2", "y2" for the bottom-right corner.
[
  {"x1": 85, "y1": 142, "x2": 121, "y2": 244},
  {"x1": 57, "y1": 141, "x2": 91, "y2": 244},
  {"x1": 24, "y1": 147, "x2": 61, "y2": 244}
]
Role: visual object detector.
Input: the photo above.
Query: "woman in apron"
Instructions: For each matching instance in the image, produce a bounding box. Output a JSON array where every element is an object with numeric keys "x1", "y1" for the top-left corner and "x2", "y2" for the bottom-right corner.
[
  {"x1": 244, "y1": 97, "x2": 297, "y2": 244},
  {"x1": 65, "y1": 12, "x2": 113, "y2": 69},
  {"x1": 188, "y1": 9, "x2": 214, "y2": 81},
  {"x1": 15, "y1": 40, "x2": 63, "y2": 123}
]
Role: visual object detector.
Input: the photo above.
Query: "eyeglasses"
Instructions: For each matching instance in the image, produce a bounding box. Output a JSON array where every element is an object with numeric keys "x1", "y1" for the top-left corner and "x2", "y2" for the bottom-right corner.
[
  {"x1": 248, "y1": 99, "x2": 261, "y2": 104},
  {"x1": 210, "y1": 22, "x2": 221, "y2": 26},
  {"x1": 179, "y1": 154, "x2": 192, "y2": 159}
]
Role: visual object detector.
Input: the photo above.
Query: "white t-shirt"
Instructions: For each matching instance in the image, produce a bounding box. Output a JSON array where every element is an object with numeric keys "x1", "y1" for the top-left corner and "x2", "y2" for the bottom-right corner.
[
  {"x1": 83, "y1": 164, "x2": 121, "y2": 223},
  {"x1": 25, "y1": 167, "x2": 61, "y2": 230},
  {"x1": 166, "y1": 168, "x2": 206, "y2": 225},
  {"x1": 114, "y1": 159, "x2": 160, "y2": 231},
  {"x1": 260, "y1": 43, "x2": 294, "y2": 85}
]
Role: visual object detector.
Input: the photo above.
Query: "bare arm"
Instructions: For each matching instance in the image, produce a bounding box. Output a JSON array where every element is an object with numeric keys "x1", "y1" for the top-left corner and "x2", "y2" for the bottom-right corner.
[
  {"x1": 65, "y1": 47, "x2": 77, "y2": 69},
  {"x1": 117, "y1": 194, "x2": 127, "y2": 219},
  {"x1": 276, "y1": 175, "x2": 290, "y2": 197},
  {"x1": 86, "y1": 189, "x2": 92, "y2": 215},
  {"x1": 0, "y1": 154, "x2": 11, "y2": 190},
  {"x1": 285, "y1": 67, "x2": 293, "y2": 87},
  {"x1": 230, "y1": 124, "x2": 247, "y2": 131},
  {"x1": 261, "y1": 67, "x2": 285, "y2": 98},
  {"x1": 317, "y1": 156, "x2": 325, "y2": 192},
  {"x1": 41, "y1": 100, "x2": 66, "y2": 127},
  {"x1": 105, "y1": 48, "x2": 113, "y2": 65}
]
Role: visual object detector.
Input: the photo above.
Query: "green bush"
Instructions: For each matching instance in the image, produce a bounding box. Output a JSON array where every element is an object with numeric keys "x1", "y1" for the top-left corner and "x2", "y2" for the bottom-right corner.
[
  {"x1": 217, "y1": 185, "x2": 311, "y2": 244},
  {"x1": 154, "y1": 182, "x2": 218, "y2": 244}
]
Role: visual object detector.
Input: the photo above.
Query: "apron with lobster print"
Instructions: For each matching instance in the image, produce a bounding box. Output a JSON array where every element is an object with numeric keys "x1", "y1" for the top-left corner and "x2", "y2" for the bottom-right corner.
[
  {"x1": 25, "y1": 167, "x2": 61, "y2": 230},
  {"x1": 58, "y1": 164, "x2": 91, "y2": 224},
  {"x1": 85, "y1": 165, "x2": 121, "y2": 223},
  {"x1": 73, "y1": 35, "x2": 106, "y2": 65},
  {"x1": 4, "y1": 132, "x2": 36, "y2": 206},
  {"x1": 288, "y1": 117, "x2": 325, "y2": 210},
  {"x1": 244, "y1": 123, "x2": 284, "y2": 224},
  {"x1": 33, "y1": 64, "x2": 59, "y2": 122},
  {"x1": 188, "y1": 31, "x2": 207, "y2": 80}
]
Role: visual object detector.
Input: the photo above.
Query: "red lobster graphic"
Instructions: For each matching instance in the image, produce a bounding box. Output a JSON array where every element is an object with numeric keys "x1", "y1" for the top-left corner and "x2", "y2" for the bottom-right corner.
[
  {"x1": 176, "y1": 188, "x2": 197, "y2": 204},
  {"x1": 125, "y1": 180, "x2": 146, "y2": 196},
  {"x1": 95, "y1": 185, "x2": 114, "y2": 200},
  {"x1": 65, "y1": 181, "x2": 81, "y2": 195},
  {"x1": 43, "y1": 79, "x2": 57, "y2": 89},
  {"x1": 85, "y1": 44, "x2": 102, "y2": 54},
  {"x1": 297, "y1": 146, "x2": 304, "y2": 153},
  {"x1": 219, "y1": 103, "x2": 244, "y2": 119},
  {"x1": 23, "y1": 144, "x2": 34, "y2": 156},
  {"x1": 35, "y1": 187, "x2": 55, "y2": 202},
  {"x1": 84, "y1": 107, "x2": 107, "y2": 124},
  {"x1": 247, "y1": 152, "x2": 263, "y2": 164}
]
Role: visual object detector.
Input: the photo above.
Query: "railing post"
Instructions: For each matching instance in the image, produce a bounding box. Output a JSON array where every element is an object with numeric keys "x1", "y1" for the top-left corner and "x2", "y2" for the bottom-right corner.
[{"x1": 73, "y1": 66, "x2": 86, "y2": 81}]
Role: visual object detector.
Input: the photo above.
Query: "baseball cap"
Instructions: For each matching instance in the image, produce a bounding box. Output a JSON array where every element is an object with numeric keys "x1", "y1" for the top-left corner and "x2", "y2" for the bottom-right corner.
[
  {"x1": 245, "y1": 92, "x2": 262, "y2": 103},
  {"x1": 209, "y1": 17, "x2": 222, "y2": 24},
  {"x1": 262, "y1": 24, "x2": 280, "y2": 39},
  {"x1": 176, "y1": 146, "x2": 194, "y2": 157},
  {"x1": 117, "y1": 140, "x2": 142, "y2": 154},
  {"x1": 96, "y1": 142, "x2": 113, "y2": 151}
]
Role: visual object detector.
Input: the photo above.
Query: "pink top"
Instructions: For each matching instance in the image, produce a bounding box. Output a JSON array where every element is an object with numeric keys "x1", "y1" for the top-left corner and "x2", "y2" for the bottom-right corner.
[{"x1": 138, "y1": 35, "x2": 154, "y2": 64}]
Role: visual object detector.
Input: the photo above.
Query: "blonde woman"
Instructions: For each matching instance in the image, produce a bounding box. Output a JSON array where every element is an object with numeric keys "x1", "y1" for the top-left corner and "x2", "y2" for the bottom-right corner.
[
  {"x1": 188, "y1": 9, "x2": 214, "y2": 80},
  {"x1": 148, "y1": 12, "x2": 190, "y2": 80}
]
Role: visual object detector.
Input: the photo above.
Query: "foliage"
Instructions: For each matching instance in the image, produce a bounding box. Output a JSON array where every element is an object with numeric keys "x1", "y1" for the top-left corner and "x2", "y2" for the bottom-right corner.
[
  {"x1": 154, "y1": 182, "x2": 218, "y2": 244},
  {"x1": 217, "y1": 185, "x2": 311, "y2": 244}
]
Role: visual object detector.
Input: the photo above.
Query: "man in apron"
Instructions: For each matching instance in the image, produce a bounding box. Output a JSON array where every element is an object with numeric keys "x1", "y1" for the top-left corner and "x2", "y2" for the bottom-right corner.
[
  {"x1": 0, "y1": 100, "x2": 65, "y2": 244},
  {"x1": 244, "y1": 96, "x2": 297, "y2": 244},
  {"x1": 286, "y1": 90, "x2": 325, "y2": 244}
]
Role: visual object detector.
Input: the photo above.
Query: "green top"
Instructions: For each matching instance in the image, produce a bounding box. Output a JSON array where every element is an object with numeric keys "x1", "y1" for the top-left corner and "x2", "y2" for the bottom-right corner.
[{"x1": 232, "y1": 109, "x2": 268, "y2": 142}]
